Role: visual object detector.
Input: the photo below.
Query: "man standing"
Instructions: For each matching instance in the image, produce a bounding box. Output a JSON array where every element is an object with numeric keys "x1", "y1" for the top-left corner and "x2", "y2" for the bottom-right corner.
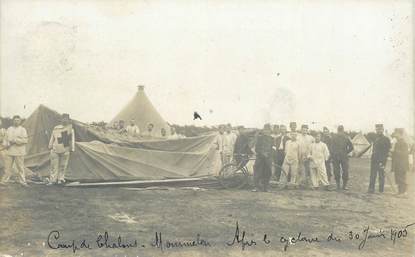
[
  {"x1": 321, "y1": 127, "x2": 333, "y2": 182},
  {"x1": 48, "y1": 113, "x2": 75, "y2": 185},
  {"x1": 214, "y1": 125, "x2": 226, "y2": 166},
  {"x1": 126, "y1": 119, "x2": 140, "y2": 137},
  {"x1": 274, "y1": 125, "x2": 290, "y2": 181},
  {"x1": 224, "y1": 124, "x2": 238, "y2": 162},
  {"x1": 280, "y1": 132, "x2": 301, "y2": 188},
  {"x1": 368, "y1": 124, "x2": 391, "y2": 194},
  {"x1": 391, "y1": 128, "x2": 409, "y2": 195},
  {"x1": 331, "y1": 125, "x2": 354, "y2": 190},
  {"x1": 297, "y1": 124, "x2": 314, "y2": 187},
  {"x1": 143, "y1": 123, "x2": 154, "y2": 138},
  {"x1": 308, "y1": 133, "x2": 330, "y2": 190},
  {"x1": 253, "y1": 124, "x2": 274, "y2": 192},
  {"x1": 0, "y1": 115, "x2": 28, "y2": 186},
  {"x1": 233, "y1": 126, "x2": 253, "y2": 168},
  {"x1": 289, "y1": 122, "x2": 297, "y2": 134}
]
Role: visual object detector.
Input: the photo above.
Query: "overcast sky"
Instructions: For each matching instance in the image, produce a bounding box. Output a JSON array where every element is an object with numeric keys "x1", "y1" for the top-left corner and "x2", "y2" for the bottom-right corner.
[{"x1": 1, "y1": 0, "x2": 413, "y2": 133}]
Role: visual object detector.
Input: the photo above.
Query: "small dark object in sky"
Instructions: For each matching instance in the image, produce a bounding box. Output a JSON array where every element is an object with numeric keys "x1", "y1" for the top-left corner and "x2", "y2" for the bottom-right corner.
[
  {"x1": 193, "y1": 112, "x2": 202, "y2": 120},
  {"x1": 276, "y1": 73, "x2": 280, "y2": 76}
]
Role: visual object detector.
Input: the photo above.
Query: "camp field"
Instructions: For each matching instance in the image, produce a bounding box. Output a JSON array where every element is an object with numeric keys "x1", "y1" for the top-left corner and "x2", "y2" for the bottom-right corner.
[{"x1": 0, "y1": 158, "x2": 414, "y2": 257}]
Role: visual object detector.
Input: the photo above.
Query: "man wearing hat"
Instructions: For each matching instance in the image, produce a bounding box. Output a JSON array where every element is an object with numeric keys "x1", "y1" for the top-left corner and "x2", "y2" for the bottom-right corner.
[
  {"x1": 47, "y1": 113, "x2": 75, "y2": 185},
  {"x1": 391, "y1": 128, "x2": 409, "y2": 195},
  {"x1": 289, "y1": 122, "x2": 297, "y2": 135},
  {"x1": 297, "y1": 124, "x2": 314, "y2": 186},
  {"x1": 253, "y1": 124, "x2": 274, "y2": 192},
  {"x1": 0, "y1": 115, "x2": 29, "y2": 186},
  {"x1": 331, "y1": 125, "x2": 354, "y2": 190},
  {"x1": 368, "y1": 124, "x2": 391, "y2": 193}
]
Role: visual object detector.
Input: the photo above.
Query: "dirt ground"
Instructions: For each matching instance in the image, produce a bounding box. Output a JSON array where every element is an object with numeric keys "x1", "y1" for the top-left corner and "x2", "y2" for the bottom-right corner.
[{"x1": 0, "y1": 158, "x2": 414, "y2": 257}]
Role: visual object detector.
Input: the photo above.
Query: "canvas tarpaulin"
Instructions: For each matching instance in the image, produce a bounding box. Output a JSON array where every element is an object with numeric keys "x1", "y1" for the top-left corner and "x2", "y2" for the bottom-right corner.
[{"x1": 14, "y1": 105, "x2": 221, "y2": 182}]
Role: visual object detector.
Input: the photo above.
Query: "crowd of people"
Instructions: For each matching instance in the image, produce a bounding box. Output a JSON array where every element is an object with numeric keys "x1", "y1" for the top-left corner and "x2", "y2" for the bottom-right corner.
[
  {"x1": 215, "y1": 122, "x2": 412, "y2": 196},
  {"x1": 0, "y1": 114, "x2": 412, "y2": 196}
]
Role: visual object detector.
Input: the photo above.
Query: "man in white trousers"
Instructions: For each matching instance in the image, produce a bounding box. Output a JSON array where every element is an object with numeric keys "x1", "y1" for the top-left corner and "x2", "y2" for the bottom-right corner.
[
  {"x1": 308, "y1": 133, "x2": 330, "y2": 190},
  {"x1": 48, "y1": 113, "x2": 75, "y2": 185},
  {"x1": 281, "y1": 132, "x2": 301, "y2": 189}
]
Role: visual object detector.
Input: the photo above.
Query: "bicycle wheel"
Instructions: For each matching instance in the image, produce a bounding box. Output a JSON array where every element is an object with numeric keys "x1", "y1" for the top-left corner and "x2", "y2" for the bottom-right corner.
[{"x1": 218, "y1": 162, "x2": 249, "y2": 189}]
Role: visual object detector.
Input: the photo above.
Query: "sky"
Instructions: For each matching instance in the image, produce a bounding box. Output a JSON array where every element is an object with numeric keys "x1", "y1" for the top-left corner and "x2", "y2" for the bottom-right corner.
[{"x1": 0, "y1": 0, "x2": 413, "y2": 133}]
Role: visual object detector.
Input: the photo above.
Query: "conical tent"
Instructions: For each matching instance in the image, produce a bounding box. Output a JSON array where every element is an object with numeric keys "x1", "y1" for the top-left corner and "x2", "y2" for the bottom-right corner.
[
  {"x1": 110, "y1": 86, "x2": 170, "y2": 137},
  {"x1": 351, "y1": 133, "x2": 372, "y2": 158}
]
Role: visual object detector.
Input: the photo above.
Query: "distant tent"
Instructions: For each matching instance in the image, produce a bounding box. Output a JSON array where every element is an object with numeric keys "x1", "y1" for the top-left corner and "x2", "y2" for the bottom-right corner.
[
  {"x1": 110, "y1": 86, "x2": 170, "y2": 137},
  {"x1": 351, "y1": 133, "x2": 372, "y2": 158}
]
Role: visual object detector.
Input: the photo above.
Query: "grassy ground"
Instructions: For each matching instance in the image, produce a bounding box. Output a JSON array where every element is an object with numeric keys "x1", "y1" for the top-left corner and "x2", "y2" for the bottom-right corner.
[{"x1": 0, "y1": 158, "x2": 414, "y2": 257}]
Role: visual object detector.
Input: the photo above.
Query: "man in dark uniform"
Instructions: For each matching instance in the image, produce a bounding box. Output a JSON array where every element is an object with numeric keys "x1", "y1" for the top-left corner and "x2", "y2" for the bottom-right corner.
[
  {"x1": 368, "y1": 124, "x2": 391, "y2": 194},
  {"x1": 331, "y1": 125, "x2": 354, "y2": 190},
  {"x1": 274, "y1": 125, "x2": 290, "y2": 181},
  {"x1": 391, "y1": 128, "x2": 409, "y2": 195},
  {"x1": 253, "y1": 124, "x2": 274, "y2": 192},
  {"x1": 321, "y1": 127, "x2": 333, "y2": 182},
  {"x1": 233, "y1": 126, "x2": 253, "y2": 168}
]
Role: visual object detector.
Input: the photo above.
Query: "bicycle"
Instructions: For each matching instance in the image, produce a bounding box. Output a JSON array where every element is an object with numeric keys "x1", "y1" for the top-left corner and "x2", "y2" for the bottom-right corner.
[{"x1": 218, "y1": 153, "x2": 286, "y2": 189}]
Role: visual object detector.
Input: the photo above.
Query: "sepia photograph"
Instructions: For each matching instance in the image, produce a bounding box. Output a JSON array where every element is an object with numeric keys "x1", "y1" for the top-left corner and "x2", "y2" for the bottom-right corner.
[{"x1": 0, "y1": 0, "x2": 414, "y2": 256}]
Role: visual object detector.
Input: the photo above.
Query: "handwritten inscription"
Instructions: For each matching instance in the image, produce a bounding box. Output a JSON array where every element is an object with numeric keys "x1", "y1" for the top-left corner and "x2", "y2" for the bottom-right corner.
[{"x1": 46, "y1": 221, "x2": 415, "y2": 253}]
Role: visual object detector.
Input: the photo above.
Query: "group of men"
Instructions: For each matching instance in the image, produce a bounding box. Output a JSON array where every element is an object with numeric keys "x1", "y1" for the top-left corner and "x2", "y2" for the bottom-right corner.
[
  {"x1": 0, "y1": 114, "x2": 75, "y2": 186},
  {"x1": 112, "y1": 119, "x2": 181, "y2": 139},
  {"x1": 230, "y1": 122, "x2": 411, "y2": 195}
]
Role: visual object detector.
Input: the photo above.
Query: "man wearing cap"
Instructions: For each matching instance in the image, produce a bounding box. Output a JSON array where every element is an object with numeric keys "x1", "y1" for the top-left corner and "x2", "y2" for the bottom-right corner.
[
  {"x1": 391, "y1": 128, "x2": 409, "y2": 195},
  {"x1": 297, "y1": 124, "x2": 314, "y2": 187},
  {"x1": 368, "y1": 124, "x2": 391, "y2": 193},
  {"x1": 321, "y1": 127, "x2": 333, "y2": 182},
  {"x1": 233, "y1": 126, "x2": 253, "y2": 168},
  {"x1": 48, "y1": 113, "x2": 75, "y2": 185},
  {"x1": 0, "y1": 115, "x2": 29, "y2": 186},
  {"x1": 274, "y1": 124, "x2": 290, "y2": 181},
  {"x1": 289, "y1": 122, "x2": 297, "y2": 135},
  {"x1": 253, "y1": 124, "x2": 274, "y2": 192},
  {"x1": 331, "y1": 125, "x2": 354, "y2": 190}
]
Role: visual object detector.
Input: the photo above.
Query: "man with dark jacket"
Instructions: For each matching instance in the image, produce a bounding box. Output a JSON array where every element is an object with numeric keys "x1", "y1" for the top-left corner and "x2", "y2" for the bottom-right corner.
[
  {"x1": 391, "y1": 128, "x2": 409, "y2": 195},
  {"x1": 321, "y1": 127, "x2": 333, "y2": 182},
  {"x1": 253, "y1": 124, "x2": 274, "y2": 192},
  {"x1": 274, "y1": 125, "x2": 290, "y2": 181},
  {"x1": 331, "y1": 125, "x2": 354, "y2": 190},
  {"x1": 233, "y1": 126, "x2": 253, "y2": 168},
  {"x1": 368, "y1": 124, "x2": 391, "y2": 193}
]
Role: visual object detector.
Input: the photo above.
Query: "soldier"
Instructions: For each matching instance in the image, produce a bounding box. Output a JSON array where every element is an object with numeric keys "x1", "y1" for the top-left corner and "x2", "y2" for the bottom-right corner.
[
  {"x1": 368, "y1": 124, "x2": 391, "y2": 193},
  {"x1": 308, "y1": 133, "x2": 330, "y2": 190},
  {"x1": 0, "y1": 115, "x2": 29, "y2": 186},
  {"x1": 297, "y1": 124, "x2": 314, "y2": 187},
  {"x1": 331, "y1": 125, "x2": 354, "y2": 190},
  {"x1": 47, "y1": 113, "x2": 75, "y2": 185},
  {"x1": 391, "y1": 128, "x2": 409, "y2": 195},
  {"x1": 233, "y1": 126, "x2": 253, "y2": 168},
  {"x1": 280, "y1": 132, "x2": 301, "y2": 188},
  {"x1": 126, "y1": 119, "x2": 140, "y2": 137},
  {"x1": 274, "y1": 125, "x2": 290, "y2": 181},
  {"x1": 321, "y1": 127, "x2": 333, "y2": 182},
  {"x1": 253, "y1": 124, "x2": 274, "y2": 192}
]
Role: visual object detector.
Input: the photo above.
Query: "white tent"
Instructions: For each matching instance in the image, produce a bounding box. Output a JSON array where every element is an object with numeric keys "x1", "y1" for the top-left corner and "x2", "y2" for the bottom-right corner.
[{"x1": 351, "y1": 133, "x2": 372, "y2": 158}]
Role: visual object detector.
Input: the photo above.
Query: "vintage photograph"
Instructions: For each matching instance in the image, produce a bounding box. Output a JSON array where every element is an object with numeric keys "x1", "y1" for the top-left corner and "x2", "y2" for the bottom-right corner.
[{"x1": 0, "y1": 0, "x2": 414, "y2": 256}]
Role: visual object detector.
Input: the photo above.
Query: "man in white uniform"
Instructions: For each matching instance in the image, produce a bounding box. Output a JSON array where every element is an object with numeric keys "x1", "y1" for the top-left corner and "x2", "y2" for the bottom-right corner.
[
  {"x1": 48, "y1": 113, "x2": 75, "y2": 185},
  {"x1": 126, "y1": 119, "x2": 140, "y2": 137},
  {"x1": 281, "y1": 132, "x2": 301, "y2": 188},
  {"x1": 308, "y1": 133, "x2": 330, "y2": 190},
  {"x1": 1, "y1": 115, "x2": 28, "y2": 186},
  {"x1": 297, "y1": 124, "x2": 314, "y2": 186}
]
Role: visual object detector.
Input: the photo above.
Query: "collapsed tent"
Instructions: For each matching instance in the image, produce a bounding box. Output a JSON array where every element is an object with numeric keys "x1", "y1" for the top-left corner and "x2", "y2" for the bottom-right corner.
[
  {"x1": 110, "y1": 86, "x2": 171, "y2": 137},
  {"x1": 350, "y1": 133, "x2": 372, "y2": 158},
  {"x1": 19, "y1": 105, "x2": 221, "y2": 182}
]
